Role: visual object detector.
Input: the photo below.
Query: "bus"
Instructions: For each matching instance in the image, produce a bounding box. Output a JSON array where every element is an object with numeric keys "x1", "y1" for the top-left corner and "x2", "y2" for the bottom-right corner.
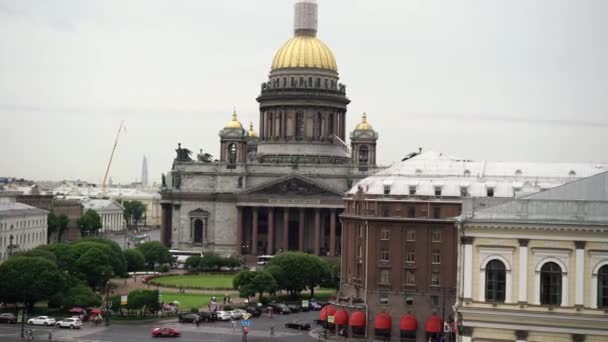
[
  {"x1": 130, "y1": 234, "x2": 151, "y2": 246},
  {"x1": 256, "y1": 255, "x2": 275, "y2": 266},
  {"x1": 169, "y1": 250, "x2": 204, "y2": 268}
]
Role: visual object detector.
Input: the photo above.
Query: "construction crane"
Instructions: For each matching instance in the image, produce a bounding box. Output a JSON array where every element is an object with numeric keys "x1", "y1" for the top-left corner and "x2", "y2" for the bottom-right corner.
[{"x1": 102, "y1": 121, "x2": 125, "y2": 189}]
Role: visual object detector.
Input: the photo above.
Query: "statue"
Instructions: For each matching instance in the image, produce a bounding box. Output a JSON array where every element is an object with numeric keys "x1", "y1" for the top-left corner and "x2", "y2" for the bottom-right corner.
[
  {"x1": 197, "y1": 149, "x2": 213, "y2": 163},
  {"x1": 175, "y1": 143, "x2": 192, "y2": 161},
  {"x1": 161, "y1": 173, "x2": 166, "y2": 187}
]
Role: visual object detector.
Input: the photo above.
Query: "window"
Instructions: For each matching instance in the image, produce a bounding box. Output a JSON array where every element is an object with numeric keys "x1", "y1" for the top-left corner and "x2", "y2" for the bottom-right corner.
[
  {"x1": 598, "y1": 265, "x2": 608, "y2": 308},
  {"x1": 408, "y1": 207, "x2": 416, "y2": 218},
  {"x1": 485, "y1": 260, "x2": 506, "y2": 302},
  {"x1": 460, "y1": 187, "x2": 469, "y2": 197},
  {"x1": 380, "y1": 228, "x2": 390, "y2": 240},
  {"x1": 407, "y1": 229, "x2": 416, "y2": 241},
  {"x1": 380, "y1": 248, "x2": 390, "y2": 261},
  {"x1": 431, "y1": 295, "x2": 439, "y2": 306},
  {"x1": 357, "y1": 244, "x2": 363, "y2": 258},
  {"x1": 295, "y1": 112, "x2": 304, "y2": 139},
  {"x1": 432, "y1": 207, "x2": 441, "y2": 219},
  {"x1": 383, "y1": 208, "x2": 390, "y2": 217},
  {"x1": 358, "y1": 225, "x2": 363, "y2": 238},
  {"x1": 432, "y1": 229, "x2": 442, "y2": 242},
  {"x1": 380, "y1": 270, "x2": 390, "y2": 285},
  {"x1": 431, "y1": 272, "x2": 440, "y2": 286},
  {"x1": 434, "y1": 186, "x2": 442, "y2": 196},
  {"x1": 540, "y1": 262, "x2": 562, "y2": 305},
  {"x1": 405, "y1": 270, "x2": 416, "y2": 285},
  {"x1": 409, "y1": 186, "x2": 416, "y2": 195},
  {"x1": 487, "y1": 187, "x2": 495, "y2": 197},
  {"x1": 355, "y1": 263, "x2": 363, "y2": 280},
  {"x1": 359, "y1": 145, "x2": 369, "y2": 164},
  {"x1": 406, "y1": 250, "x2": 416, "y2": 263},
  {"x1": 432, "y1": 250, "x2": 441, "y2": 264},
  {"x1": 383, "y1": 185, "x2": 391, "y2": 195}
]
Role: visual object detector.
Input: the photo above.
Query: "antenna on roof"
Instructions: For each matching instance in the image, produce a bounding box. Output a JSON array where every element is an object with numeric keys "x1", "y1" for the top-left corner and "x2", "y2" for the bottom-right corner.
[{"x1": 402, "y1": 148, "x2": 423, "y2": 162}]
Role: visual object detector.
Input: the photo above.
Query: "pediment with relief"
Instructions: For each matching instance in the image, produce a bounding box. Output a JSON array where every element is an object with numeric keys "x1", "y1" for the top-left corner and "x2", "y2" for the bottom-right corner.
[{"x1": 242, "y1": 175, "x2": 343, "y2": 197}]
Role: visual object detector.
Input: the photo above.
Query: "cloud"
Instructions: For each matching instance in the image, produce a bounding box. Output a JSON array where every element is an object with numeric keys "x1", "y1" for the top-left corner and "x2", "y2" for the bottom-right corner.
[{"x1": 416, "y1": 113, "x2": 608, "y2": 128}]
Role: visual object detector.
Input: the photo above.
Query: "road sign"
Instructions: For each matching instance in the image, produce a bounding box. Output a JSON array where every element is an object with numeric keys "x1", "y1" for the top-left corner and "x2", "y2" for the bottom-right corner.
[
  {"x1": 17, "y1": 310, "x2": 22, "y2": 323},
  {"x1": 302, "y1": 300, "x2": 309, "y2": 308},
  {"x1": 120, "y1": 295, "x2": 128, "y2": 305},
  {"x1": 328, "y1": 316, "x2": 335, "y2": 324},
  {"x1": 242, "y1": 313, "x2": 252, "y2": 320},
  {"x1": 240, "y1": 320, "x2": 251, "y2": 327}
]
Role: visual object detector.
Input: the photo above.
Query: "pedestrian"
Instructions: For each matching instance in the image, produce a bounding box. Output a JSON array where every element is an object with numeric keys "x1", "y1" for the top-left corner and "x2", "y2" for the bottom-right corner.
[
  {"x1": 227, "y1": 295, "x2": 231, "y2": 303},
  {"x1": 269, "y1": 325, "x2": 275, "y2": 338},
  {"x1": 232, "y1": 319, "x2": 237, "y2": 333},
  {"x1": 48, "y1": 330, "x2": 53, "y2": 342},
  {"x1": 223, "y1": 295, "x2": 226, "y2": 305},
  {"x1": 196, "y1": 318, "x2": 200, "y2": 328}
]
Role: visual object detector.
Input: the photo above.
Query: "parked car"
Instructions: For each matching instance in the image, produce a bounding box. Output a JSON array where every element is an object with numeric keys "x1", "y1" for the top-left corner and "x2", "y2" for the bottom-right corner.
[
  {"x1": 268, "y1": 303, "x2": 291, "y2": 315},
  {"x1": 215, "y1": 311, "x2": 232, "y2": 321},
  {"x1": 178, "y1": 314, "x2": 199, "y2": 324},
  {"x1": 0, "y1": 313, "x2": 17, "y2": 324},
  {"x1": 285, "y1": 320, "x2": 311, "y2": 330},
  {"x1": 27, "y1": 316, "x2": 56, "y2": 326},
  {"x1": 197, "y1": 311, "x2": 217, "y2": 322},
  {"x1": 287, "y1": 304, "x2": 302, "y2": 313},
  {"x1": 55, "y1": 318, "x2": 82, "y2": 329},
  {"x1": 230, "y1": 309, "x2": 247, "y2": 320},
  {"x1": 308, "y1": 301, "x2": 322, "y2": 311},
  {"x1": 152, "y1": 327, "x2": 181, "y2": 337},
  {"x1": 244, "y1": 306, "x2": 262, "y2": 317}
]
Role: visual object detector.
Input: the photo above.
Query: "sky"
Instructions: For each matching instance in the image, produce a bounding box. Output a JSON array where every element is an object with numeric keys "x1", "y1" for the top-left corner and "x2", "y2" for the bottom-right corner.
[{"x1": 1, "y1": 0, "x2": 607, "y2": 184}]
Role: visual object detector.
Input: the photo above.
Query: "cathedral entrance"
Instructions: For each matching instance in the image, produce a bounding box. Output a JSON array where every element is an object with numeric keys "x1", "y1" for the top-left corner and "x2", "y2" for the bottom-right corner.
[{"x1": 194, "y1": 219, "x2": 203, "y2": 243}]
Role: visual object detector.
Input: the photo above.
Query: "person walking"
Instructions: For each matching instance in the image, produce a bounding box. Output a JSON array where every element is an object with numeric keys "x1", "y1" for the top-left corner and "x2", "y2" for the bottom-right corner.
[{"x1": 232, "y1": 319, "x2": 237, "y2": 333}]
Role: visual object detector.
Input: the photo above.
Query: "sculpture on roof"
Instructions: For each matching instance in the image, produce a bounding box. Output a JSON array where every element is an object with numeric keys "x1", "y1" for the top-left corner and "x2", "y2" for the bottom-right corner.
[
  {"x1": 175, "y1": 143, "x2": 192, "y2": 162},
  {"x1": 197, "y1": 149, "x2": 213, "y2": 163}
]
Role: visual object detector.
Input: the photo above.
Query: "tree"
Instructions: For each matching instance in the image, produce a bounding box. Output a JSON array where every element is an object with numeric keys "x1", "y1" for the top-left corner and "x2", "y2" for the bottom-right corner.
[
  {"x1": 268, "y1": 252, "x2": 330, "y2": 298},
  {"x1": 14, "y1": 248, "x2": 57, "y2": 265},
  {"x1": 136, "y1": 241, "x2": 172, "y2": 271},
  {"x1": 0, "y1": 256, "x2": 66, "y2": 310},
  {"x1": 47, "y1": 213, "x2": 70, "y2": 243},
  {"x1": 77, "y1": 209, "x2": 102, "y2": 236},
  {"x1": 233, "y1": 270, "x2": 277, "y2": 301},
  {"x1": 127, "y1": 290, "x2": 160, "y2": 316},
  {"x1": 40, "y1": 243, "x2": 77, "y2": 272},
  {"x1": 184, "y1": 256, "x2": 202, "y2": 270},
  {"x1": 71, "y1": 240, "x2": 127, "y2": 277},
  {"x1": 62, "y1": 284, "x2": 102, "y2": 309},
  {"x1": 321, "y1": 259, "x2": 341, "y2": 290},
  {"x1": 75, "y1": 247, "x2": 114, "y2": 289},
  {"x1": 124, "y1": 249, "x2": 146, "y2": 272},
  {"x1": 122, "y1": 200, "x2": 147, "y2": 229}
]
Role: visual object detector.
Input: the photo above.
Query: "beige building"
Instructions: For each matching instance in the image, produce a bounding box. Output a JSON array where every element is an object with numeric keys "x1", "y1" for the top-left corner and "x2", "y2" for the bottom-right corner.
[
  {"x1": 456, "y1": 172, "x2": 608, "y2": 342},
  {"x1": 0, "y1": 193, "x2": 48, "y2": 262}
]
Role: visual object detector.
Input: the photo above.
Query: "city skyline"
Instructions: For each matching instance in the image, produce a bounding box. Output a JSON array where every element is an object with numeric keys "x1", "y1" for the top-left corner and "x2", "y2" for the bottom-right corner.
[{"x1": 1, "y1": 0, "x2": 607, "y2": 183}]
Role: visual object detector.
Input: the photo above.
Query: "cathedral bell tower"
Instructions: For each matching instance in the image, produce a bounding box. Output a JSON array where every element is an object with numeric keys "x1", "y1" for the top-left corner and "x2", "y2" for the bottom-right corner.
[
  {"x1": 256, "y1": 0, "x2": 351, "y2": 164},
  {"x1": 350, "y1": 113, "x2": 379, "y2": 171},
  {"x1": 219, "y1": 110, "x2": 248, "y2": 168}
]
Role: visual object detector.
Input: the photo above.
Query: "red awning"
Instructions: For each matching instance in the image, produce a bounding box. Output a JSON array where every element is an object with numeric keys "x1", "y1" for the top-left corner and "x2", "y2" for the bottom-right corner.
[
  {"x1": 89, "y1": 308, "x2": 102, "y2": 314},
  {"x1": 333, "y1": 309, "x2": 349, "y2": 325},
  {"x1": 320, "y1": 305, "x2": 337, "y2": 321},
  {"x1": 68, "y1": 307, "x2": 84, "y2": 313},
  {"x1": 374, "y1": 313, "x2": 391, "y2": 330},
  {"x1": 349, "y1": 310, "x2": 366, "y2": 327},
  {"x1": 425, "y1": 315, "x2": 443, "y2": 333},
  {"x1": 400, "y1": 314, "x2": 417, "y2": 331}
]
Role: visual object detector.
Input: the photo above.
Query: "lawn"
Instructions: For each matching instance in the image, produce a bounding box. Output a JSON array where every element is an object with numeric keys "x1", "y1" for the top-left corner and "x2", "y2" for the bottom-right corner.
[
  {"x1": 152, "y1": 274, "x2": 235, "y2": 289},
  {"x1": 161, "y1": 292, "x2": 215, "y2": 310}
]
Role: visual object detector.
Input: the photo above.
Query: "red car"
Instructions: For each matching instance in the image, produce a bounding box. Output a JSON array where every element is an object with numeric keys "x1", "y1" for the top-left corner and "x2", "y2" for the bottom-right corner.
[{"x1": 152, "y1": 327, "x2": 181, "y2": 337}]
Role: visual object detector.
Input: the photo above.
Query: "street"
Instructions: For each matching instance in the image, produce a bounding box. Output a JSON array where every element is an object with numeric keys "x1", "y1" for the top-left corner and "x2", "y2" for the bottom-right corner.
[{"x1": 0, "y1": 310, "x2": 323, "y2": 342}]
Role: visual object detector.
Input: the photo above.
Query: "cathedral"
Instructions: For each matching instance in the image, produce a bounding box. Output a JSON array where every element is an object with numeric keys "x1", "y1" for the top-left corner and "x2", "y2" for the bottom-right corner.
[{"x1": 160, "y1": 0, "x2": 380, "y2": 257}]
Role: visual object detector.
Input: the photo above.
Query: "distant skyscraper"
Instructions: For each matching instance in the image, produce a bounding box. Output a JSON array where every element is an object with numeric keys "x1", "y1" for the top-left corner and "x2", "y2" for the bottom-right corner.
[{"x1": 141, "y1": 155, "x2": 148, "y2": 186}]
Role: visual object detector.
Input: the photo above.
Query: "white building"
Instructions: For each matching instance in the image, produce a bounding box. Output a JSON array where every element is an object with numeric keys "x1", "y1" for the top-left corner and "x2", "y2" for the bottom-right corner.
[
  {"x1": 81, "y1": 199, "x2": 124, "y2": 232},
  {"x1": 0, "y1": 193, "x2": 48, "y2": 262}
]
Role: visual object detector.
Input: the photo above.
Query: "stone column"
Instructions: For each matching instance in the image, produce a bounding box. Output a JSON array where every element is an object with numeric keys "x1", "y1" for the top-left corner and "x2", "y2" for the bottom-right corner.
[
  {"x1": 462, "y1": 236, "x2": 474, "y2": 301},
  {"x1": 283, "y1": 208, "x2": 289, "y2": 250},
  {"x1": 268, "y1": 208, "x2": 275, "y2": 255},
  {"x1": 252, "y1": 208, "x2": 259, "y2": 255},
  {"x1": 236, "y1": 207, "x2": 243, "y2": 255},
  {"x1": 575, "y1": 241, "x2": 585, "y2": 307},
  {"x1": 329, "y1": 209, "x2": 336, "y2": 257},
  {"x1": 314, "y1": 208, "x2": 321, "y2": 255},
  {"x1": 298, "y1": 208, "x2": 305, "y2": 252},
  {"x1": 518, "y1": 239, "x2": 529, "y2": 303}
]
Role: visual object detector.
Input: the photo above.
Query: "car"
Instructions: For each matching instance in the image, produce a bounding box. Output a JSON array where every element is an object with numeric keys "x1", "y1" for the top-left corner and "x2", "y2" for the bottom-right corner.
[
  {"x1": 197, "y1": 311, "x2": 217, "y2": 322},
  {"x1": 0, "y1": 313, "x2": 17, "y2": 324},
  {"x1": 285, "y1": 320, "x2": 311, "y2": 330},
  {"x1": 268, "y1": 303, "x2": 291, "y2": 315},
  {"x1": 308, "y1": 301, "x2": 322, "y2": 311},
  {"x1": 215, "y1": 311, "x2": 232, "y2": 321},
  {"x1": 230, "y1": 309, "x2": 247, "y2": 320},
  {"x1": 55, "y1": 318, "x2": 82, "y2": 329},
  {"x1": 178, "y1": 314, "x2": 199, "y2": 324},
  {"x1": 244, "y1": 306, "x2": 262, "y2": 317},
  {"x1": 287, "y1": 304, "x2": 303, "y2": 313},
  {"x1": 152, "y1": 327, "x2": 181, "y2": 337},
  {"x1": 27, "y1": 316, "x2": 56, "y2": 326}
]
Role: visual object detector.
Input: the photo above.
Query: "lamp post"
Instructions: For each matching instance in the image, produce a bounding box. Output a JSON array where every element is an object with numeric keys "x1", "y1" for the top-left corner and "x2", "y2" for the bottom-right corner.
[
  {"x1": 105, "y1": 281, "x2": 111, "y2": 326},
  {"x1": 8, "y1": 234, "x2": 14, "y2": 257}
]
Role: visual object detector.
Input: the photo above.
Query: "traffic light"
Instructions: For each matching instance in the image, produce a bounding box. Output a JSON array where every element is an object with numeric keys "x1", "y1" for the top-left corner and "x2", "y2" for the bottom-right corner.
[{"x1": 243, "y1": 327, "x2": 249, "y2": 334}]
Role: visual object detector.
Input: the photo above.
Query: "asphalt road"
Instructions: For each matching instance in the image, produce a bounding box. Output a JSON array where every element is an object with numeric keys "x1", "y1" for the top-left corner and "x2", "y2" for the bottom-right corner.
[{"x1": 0, "y1": 310, "x2": 324, "y2": 342}]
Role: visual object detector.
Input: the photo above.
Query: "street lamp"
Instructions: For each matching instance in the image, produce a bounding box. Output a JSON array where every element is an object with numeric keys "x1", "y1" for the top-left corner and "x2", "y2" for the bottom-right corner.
[
  {"x1": 105, "y1": 281, "x2": 111, "y2": 326},
  {"x1": 8, "y1": 234, "x2": 14, "y2": 257}
]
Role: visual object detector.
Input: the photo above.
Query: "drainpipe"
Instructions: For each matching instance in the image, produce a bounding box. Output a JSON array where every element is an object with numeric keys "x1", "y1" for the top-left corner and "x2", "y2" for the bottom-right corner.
[{"x1": 364, "y1": 219, "x2": 369, "y2": 340}]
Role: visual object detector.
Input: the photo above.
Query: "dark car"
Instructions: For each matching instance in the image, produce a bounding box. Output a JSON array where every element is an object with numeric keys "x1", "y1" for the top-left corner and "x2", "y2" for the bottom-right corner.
[
  {"x1": 244, "y1": 306, "x2": 262, "y2": 317},
  {"x1": 268, "y1": 303, "x2": 291, "y2": 315},
  {"x1": 285, "y1": 320, "x2": 311, "y2": 330},
  {"x1": 286, "y1": 304, "x2": 302, "y2": 313},
  {"x1": 0, "y1": 313, "x2": 17, "y2": 324},
  {"x1": 197, "y1": 311, "x2": 217, "y2": 322},
  {"x1": 152, "y1": 327, "x2": 181, "y2": 337},
  {"x1": 308, "y1": 302, "x2": 322, "y2": 311},
  {"x1": 178, "y1": 314, "x2": 199, "y2": 324}
]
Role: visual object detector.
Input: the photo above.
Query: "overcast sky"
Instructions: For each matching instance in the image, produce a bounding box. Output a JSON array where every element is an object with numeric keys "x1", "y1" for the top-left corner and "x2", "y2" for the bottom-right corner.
[{"x1": 1, "y1": 0, "x2": 607, "y2": 184}]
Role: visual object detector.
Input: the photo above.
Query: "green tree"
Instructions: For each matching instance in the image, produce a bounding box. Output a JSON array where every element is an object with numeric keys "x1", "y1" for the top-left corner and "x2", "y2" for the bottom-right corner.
[
  {"x1": 233, "y1": 270, "x2": 277, "y2": 300},
  {"x1": 127, "y1": 290, "x2": 160, "y2": 316},
  {"x1": 62, "y1": 284, "x2": 102, "y2": 309},
  {"x1": 75, "y1": 247, "x2": 114, "y2": 289},
  {"x1": 122, "y1": 200, "x2": 147, "y2": 229},
  {"x1": 321, "y1": 259, "x2": 341, "y2": 290},
  {"x1": 40, "y1": 243, "x2": 77, "y2": 273},
  {"x1": 136, "y1": 241, "x2": 172, "y2": 271},
  {"x1": 77, "y1": 209, "x2": 102, "y2": 236},
  {"x1": 47, "y1": 213, "x2": 70, "y2": 243},
  {"x1": 184, "y1": 256, "x2": 202, "y2": 270},
  {"x1": 14, "y1": 248, "x2": 57, "y2": 265},
  {"x1": 268, "y1": 252, "x2": 329, "y2": 297},
  {"x1": 0, "y1": 256, "x2": 66, "y2": 310},
  {"x1": 78, "y1": 238, "x2": 128, "y2": 276},
  {"x1": 124, "y1": 249, "x2": 146, "y2": 272}
]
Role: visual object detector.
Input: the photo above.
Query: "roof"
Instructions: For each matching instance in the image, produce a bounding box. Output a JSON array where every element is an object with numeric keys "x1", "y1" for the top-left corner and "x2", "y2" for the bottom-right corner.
[
  {"x1": 81, "y1": 199, "x2": 123, "y2": 212},
  {"x1": 349, "y1": 150, "x2": 608, "y2": 198},
  {"x1": 0, "y1": 200, "x2": 48, "y2": 217}
]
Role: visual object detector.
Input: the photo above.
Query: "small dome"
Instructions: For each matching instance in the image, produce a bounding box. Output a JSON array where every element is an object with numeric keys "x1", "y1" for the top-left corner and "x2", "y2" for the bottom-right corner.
[
  {"x1": 225, "y1": 110, "x2": 243, "y2": 129},
  {"x1": 355, "y1": 113, "x2": 373, "y2": 130},
  {"x1": 248, "y1": 122, "x2": 258, "y2": 137},
  {"x1": 272, "y1": 36, "x2": 337, "y2": 71}
]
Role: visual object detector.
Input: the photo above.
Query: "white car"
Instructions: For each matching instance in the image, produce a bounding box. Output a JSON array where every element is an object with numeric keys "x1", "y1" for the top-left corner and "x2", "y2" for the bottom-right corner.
[
  {"x1": 231, "y1": 309, "x2": 247, "y2": 320},
  {"x1": 215, "y1": 311, "x2": 232, "y2": 321},
  {"x1": 55, "y1": 318, "x2": 82, "y2": 329},
  {"x1": 27, "y1": 316, "x2": 56, "y2": 326}
]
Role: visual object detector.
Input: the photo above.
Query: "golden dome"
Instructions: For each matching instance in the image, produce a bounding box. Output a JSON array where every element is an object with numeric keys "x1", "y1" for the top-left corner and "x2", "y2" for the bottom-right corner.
[
  {"x1": 271, "y1": 36, "x2": 337, "y2": 71},
  {"x1": 248, "y1": 122, "x2": 258, "y2": 138},
  {"x1": 355, "y1": 113, "x2": 373, "y2": 130},
  {"x1": 226, "y1": 110, "x2": 243, "y2": 129}
]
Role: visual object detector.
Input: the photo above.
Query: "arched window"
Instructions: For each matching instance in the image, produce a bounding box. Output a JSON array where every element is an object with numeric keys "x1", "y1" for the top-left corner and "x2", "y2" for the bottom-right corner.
[
  {"x1": 599, "y1": 265, "x2": 608, "y2": 308},
  {"x1": 359, "y1": 145, "x2": 369, "y2": 164},
  {"x1": 540, "y1": 262, "x2": 562, "y2": 305},
  {"x1": 485, "y1": 260, "x2": 506, "y2": 302},
  {"x1": 228, "y1": 143, "x2": 237, "y2": 164},
  {"x1": 193, "y1": 219, "x2": 203, "y2": 243}
]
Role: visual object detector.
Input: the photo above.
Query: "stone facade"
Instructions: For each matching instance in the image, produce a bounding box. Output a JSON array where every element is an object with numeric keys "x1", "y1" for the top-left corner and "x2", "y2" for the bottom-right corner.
[{"x1": 0, "y1": 193, "x2": 48, "y2": 262}]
